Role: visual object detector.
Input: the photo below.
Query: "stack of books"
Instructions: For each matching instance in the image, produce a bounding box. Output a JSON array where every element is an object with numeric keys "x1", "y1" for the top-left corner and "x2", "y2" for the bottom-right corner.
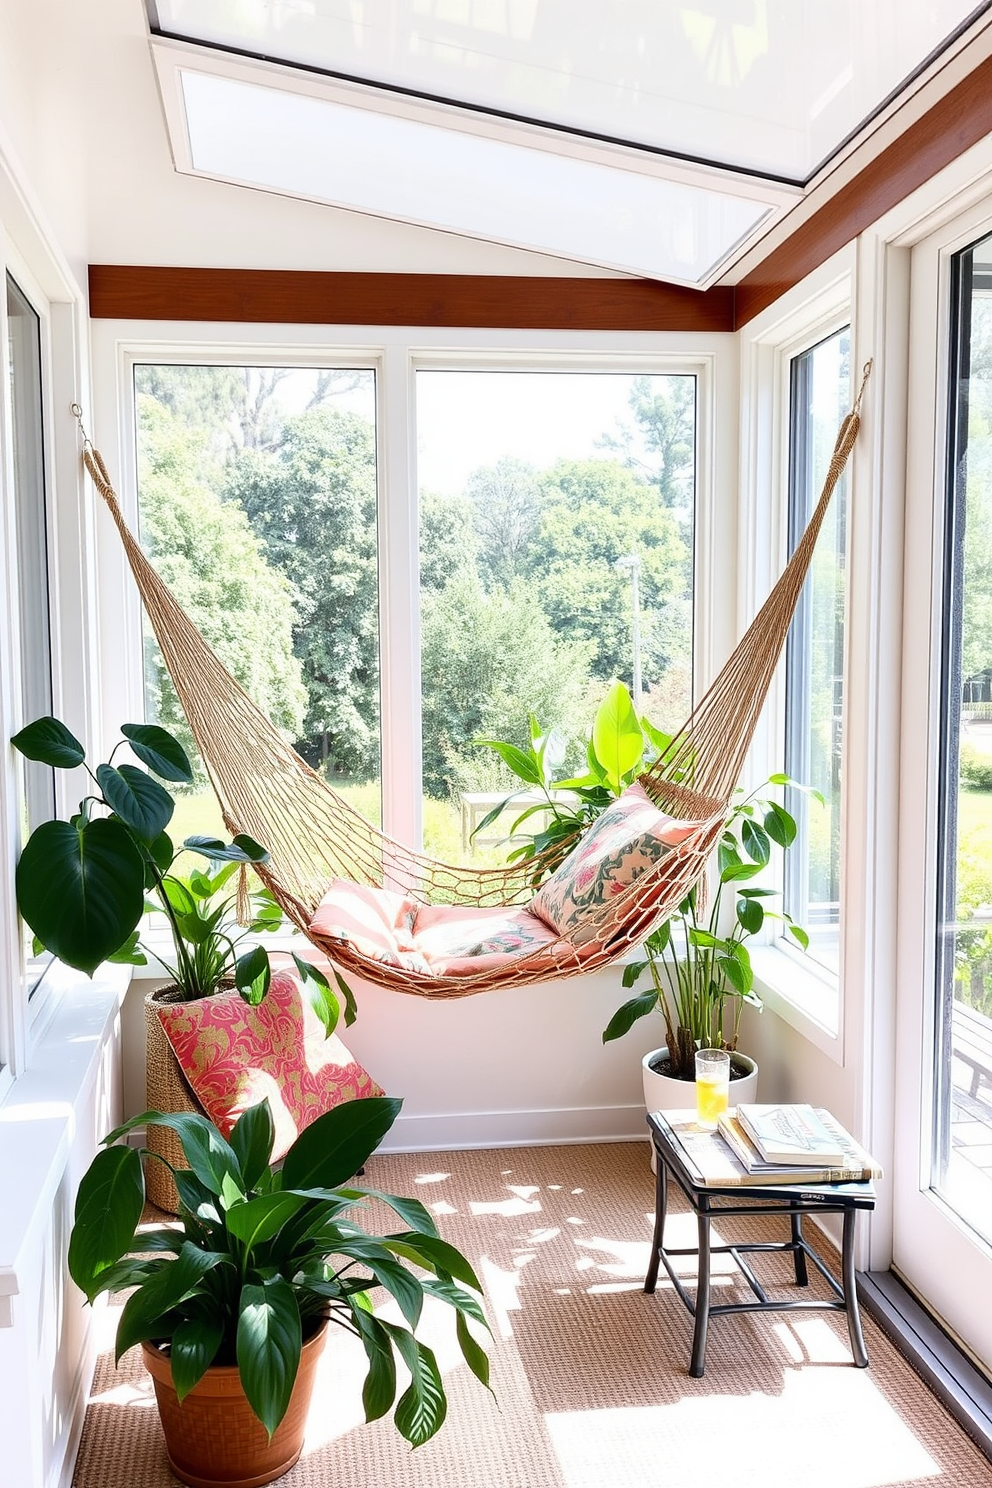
[{"x1": 651, "y1": 1103, "x2": 882, "y2": 1188}]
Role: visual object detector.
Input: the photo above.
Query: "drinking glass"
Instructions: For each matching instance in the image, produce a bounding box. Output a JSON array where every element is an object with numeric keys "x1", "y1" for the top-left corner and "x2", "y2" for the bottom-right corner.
[{"x1": 695, "y1": 1048, "x2": 731, "y2": 1129}]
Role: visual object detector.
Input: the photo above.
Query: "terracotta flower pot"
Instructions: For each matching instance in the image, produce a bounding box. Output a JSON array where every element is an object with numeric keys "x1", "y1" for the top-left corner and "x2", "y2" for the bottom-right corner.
[{"x1": 141, "y1": 1323, "x2": 327, "y2": 1488}]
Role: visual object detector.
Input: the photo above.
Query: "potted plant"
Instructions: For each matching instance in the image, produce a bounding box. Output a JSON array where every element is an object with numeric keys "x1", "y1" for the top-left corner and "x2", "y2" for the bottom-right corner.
[
  {"x1": 68, "y1": 1093, "x2": 491, "y2": 1487},
  {"x1": 476, "y1": 684, "x2": 812, "y2": 1103},
  {"x1": 12, "y1": 715, "x2": 348, "y2": 1207}
]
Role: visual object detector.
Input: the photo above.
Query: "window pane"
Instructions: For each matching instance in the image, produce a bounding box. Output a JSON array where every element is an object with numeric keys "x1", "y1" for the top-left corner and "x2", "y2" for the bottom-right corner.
[
  {"x1": 133, "y1": 365, "x2": 380, "y2": 842},
  {"x1": 784, "y1": 328, "x2": 850, "y2": 979},
  {"x1": 416, "y1": 370, "x2": 695, "y2": 865},
  {"x1": 935, "y1": 233, "x2": 992, "y2": 1242},
  {"x1": 7, "y1": 273, "x2": 54, "y2": 1000},
  {"x1": 7, "y1": 274, "x2": 54, "y2": 834}
]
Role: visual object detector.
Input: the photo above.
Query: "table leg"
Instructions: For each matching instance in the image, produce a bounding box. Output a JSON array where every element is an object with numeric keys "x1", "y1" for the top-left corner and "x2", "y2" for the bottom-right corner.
[
  {"x1": 644, "y1": 1144, "x2": 668, "y2": 1294},
  {"x1": 790, "y1": 1204, "x2": 809, "y2": 1286},
  {"x1": 689, "y1": 1206, "x2": 712, "y2": 1378},
  {"x1": 841, "y1": 1208, "x2": 869, "y2": 1368}
]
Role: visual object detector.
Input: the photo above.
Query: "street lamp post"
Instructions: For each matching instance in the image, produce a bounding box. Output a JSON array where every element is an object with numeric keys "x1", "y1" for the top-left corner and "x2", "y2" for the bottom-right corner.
[{"x1": 615, "y1": 553, "x2": 642, "y2": 704}]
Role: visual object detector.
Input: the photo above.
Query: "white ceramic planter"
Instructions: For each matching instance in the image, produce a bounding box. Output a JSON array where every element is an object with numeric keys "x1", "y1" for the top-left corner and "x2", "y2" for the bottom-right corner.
[{"x1": 641, "y1": 1045, "x2": 759, "y2": 1116}]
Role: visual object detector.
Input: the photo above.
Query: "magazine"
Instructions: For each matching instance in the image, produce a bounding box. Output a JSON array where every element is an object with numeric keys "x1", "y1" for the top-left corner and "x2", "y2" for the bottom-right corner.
[
  {"x1": 735, "y1": 1103, "x2": 848, "y2": 1165},
  {"x1": 717, "y1": 1110, "x2": 881, "y2": 1182},
  {"x1": 649, "y1": 1108, "x2": 881, "y2": 1189}
]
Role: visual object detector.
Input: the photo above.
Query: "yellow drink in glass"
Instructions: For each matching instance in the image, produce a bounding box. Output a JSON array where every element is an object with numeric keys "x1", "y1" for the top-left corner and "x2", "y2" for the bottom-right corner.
[
  {"x1": 695, "y1": 1073, "x2": 729, "y2": 1128},
  {"x1": 694, "y1": 1048, "x2": 731, "y2": 1129}
]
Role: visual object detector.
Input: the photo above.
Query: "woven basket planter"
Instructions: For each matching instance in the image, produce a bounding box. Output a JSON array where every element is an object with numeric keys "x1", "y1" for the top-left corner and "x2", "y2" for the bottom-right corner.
[
  {"x1": 141, "y1": 1323, "x2": 327, "y2": 1488},
  {"x1": 144, "y1": 985, "x2": 212, "y2": 1214}
]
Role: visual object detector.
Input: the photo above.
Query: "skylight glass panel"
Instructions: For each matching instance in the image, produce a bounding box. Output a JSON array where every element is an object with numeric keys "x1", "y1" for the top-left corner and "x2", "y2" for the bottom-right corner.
[
  {"x1": 178, "y1": 69, "x2": 771, "y2": 284},
  {"x1": 154, "y1": 0, "x2": 986, "y2": 182}
]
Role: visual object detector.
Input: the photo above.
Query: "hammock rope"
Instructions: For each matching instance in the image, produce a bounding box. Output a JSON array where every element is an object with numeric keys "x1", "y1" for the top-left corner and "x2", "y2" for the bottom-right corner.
[{"x1": 76, "y1": 361, "x2": 869, "y2": 998}]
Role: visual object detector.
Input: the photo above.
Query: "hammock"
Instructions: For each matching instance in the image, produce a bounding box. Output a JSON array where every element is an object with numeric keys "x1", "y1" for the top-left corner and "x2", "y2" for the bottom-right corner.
[{"x1": 77, "y1": 363, "x2": 869, "y2": 998}]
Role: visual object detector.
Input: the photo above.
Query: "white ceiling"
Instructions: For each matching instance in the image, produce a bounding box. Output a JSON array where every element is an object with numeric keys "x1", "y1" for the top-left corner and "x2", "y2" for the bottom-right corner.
[{"x1": 147, "y1": 0, "x2": 992, "y2": 285}]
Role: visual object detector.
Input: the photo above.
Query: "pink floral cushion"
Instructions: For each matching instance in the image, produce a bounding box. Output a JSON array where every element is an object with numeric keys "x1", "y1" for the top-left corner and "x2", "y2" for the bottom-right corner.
[
  {"x1": 529, "y1": 781, "x2": 703, "y2": 946},
  {"x1": 411, "y1": 902, "x2": 561, "y2": 977},
  {"x1": 308, "y1": 879, "x2": 430, "y2": 974},
  {"x1": 156, "y1": 970, "x2": 383, "y2": 1161}
]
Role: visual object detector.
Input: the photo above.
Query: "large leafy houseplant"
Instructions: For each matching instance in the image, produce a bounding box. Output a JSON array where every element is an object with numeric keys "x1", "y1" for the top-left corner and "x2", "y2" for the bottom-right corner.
[
  {"x1": 476, "y1": 683, "x2": 811, "y2": 1081},
  {"x1": 68, "y1": 1094, "x2": 491, "y2": 1452},
  {"x1": 11, "y1": 715, "x2": 348, "y2": 1029}
]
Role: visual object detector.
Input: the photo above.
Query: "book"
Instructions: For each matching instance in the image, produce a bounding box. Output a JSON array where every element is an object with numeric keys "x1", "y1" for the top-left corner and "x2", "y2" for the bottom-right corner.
[
  {"x1": 650, "y1": 1107, "x2": 881, "y2": 1189},
  {"x1": 735, "y1": 1103, "x2": 847, "y2": 1165},
  {"x1": 717, "y1": 1110, "x2": 882, "y2": 1183}
]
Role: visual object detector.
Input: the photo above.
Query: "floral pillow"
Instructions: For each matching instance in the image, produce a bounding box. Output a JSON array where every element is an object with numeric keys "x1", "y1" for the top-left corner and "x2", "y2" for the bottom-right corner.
[
  {"x1": 411, "y1": 902, "x2": 561, "y2": 977},
  {"x1": 529, "y1": 781, "x2": 703, "y2": 946},
  {"x1": 156, "y1": 970, "x2": 383, "y2": 1162}
]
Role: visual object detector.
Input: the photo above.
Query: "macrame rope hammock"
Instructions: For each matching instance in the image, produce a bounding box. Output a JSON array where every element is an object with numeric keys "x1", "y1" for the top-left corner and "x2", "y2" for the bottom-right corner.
[{"x1": 75, "y1": 361, "x2": 869, "y2": 999}]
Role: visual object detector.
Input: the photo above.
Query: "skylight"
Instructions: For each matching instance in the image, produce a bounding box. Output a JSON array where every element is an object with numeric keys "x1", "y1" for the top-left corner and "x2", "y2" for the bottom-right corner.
[
  {"x1": 151, "y1": 0, "x2": 988, "y2": 183},
  {"x1": 175, "y1": 67, "x2": 772, "y2": 285}
]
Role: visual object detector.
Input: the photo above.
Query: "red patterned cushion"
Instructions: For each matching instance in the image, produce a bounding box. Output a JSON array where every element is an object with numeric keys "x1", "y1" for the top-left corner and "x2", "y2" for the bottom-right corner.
[
  {"x1": 529, "y1": 781, "x2": 703, "y2": 946},
  {"x1": 156, "y1": 970, "x2": 383, "y2": 1161}
]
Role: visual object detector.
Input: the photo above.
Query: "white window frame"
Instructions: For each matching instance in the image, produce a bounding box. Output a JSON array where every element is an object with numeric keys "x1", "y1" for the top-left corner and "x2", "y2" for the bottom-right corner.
[
  {"x1": 91, "y1": 322, "x2": 737, "y2": 863},
  {"x1": 737, "y1": 249, "x2": 856, "y2": 1060},
  {"x1": 0, "y1": 199, "x2": 94, "y2": 1086}
]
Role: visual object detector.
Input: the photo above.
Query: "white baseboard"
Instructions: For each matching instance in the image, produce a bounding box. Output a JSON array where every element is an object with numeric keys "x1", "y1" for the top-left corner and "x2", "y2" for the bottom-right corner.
[
  {"x1": 129, "y1": 1105, "x2": 651, "y2": 1156},
  {"x1": 379, "y1": 1103, "x2": 650, "y2": 1152}
]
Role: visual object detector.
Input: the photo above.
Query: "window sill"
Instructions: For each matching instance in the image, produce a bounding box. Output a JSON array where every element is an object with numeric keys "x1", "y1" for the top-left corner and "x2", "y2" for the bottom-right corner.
[
  {"x1": 749, "y1": 942, "x2": 842, "y2": 1064},
  {"x1": 0, "y1": 962, "x2": 129, "y2": 1325}
]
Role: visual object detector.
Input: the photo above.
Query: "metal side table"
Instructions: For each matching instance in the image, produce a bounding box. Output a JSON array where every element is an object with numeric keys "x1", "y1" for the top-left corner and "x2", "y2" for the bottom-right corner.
[{"x1": 644, "y1": 1110, "x2": 876, "y2": 1378}]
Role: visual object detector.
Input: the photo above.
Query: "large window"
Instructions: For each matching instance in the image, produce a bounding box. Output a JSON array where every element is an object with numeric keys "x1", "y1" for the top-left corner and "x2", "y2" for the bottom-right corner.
[
  {"x1": 7, "y1": 273, "x2": 54, "y2": 998},
  {"x1": 416, "y1": 369, "x2": 695, "y2": 863},
  {"x1": 133, "y1": 363, "x2": 380, "y2": 838},
  {"x1": 784, "y1": 328, "x2": 850, "y2": 976},
  {"x1": 934, "y1": 231, "x2": 992, "y2": 1242}
]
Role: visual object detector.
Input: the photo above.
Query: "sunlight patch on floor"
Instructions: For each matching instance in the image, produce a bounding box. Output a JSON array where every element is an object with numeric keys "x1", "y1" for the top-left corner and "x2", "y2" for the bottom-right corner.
[{"x1": 543, "y1": 1369, "x2": 942, "y2": 1488}]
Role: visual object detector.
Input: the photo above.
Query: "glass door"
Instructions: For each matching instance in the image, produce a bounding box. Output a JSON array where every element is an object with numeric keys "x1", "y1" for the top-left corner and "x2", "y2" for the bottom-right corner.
[{"x1": 894, "y1": 220, "x2": 992, "y2": 1367}]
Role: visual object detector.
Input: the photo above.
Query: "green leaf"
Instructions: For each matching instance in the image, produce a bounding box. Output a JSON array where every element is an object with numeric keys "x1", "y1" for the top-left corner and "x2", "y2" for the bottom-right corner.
[
  {"x1": 16, "y1": 817, "x2": 145, "y2": 975},
  {"x1": 160, "y1": 877, "x2": 197, "y2": 916},
  {"x1": 68, "y1": 1145, "x2": 144, "y2": 1301},
  {"x1": 688, "y1": 928, "x2": 720, "y2": 948},
  {"x1": 455, "y1": 1309, "x2": 491, "y2": 1390},
  {"x1": 332, "y1": 968, "x2": 358, "y2": 1027},
  {"x1": 741, "y1": 818, "x2": 771, "y2": 865},
  {"x1": 235, "y1": 945, "x2": 271, "y2": 1005},
  {"x1": 621, "y1": 959, "x2": 648, "y2": 988},
  {"x1": 225, "y1": 1192, "x2": 312, "y2": 1251},
  {"x1": 420, "y1": 1275, "x2": 491, "y2": 1332},
  {"x1": 719, "y1": 861, "x2": 763, "y2": 884},
  {"x1": 382, "y1": 1233, "x2": 483, "y2": 1293},
  {"x1": 146, "y1": 1111, "x2": 243, "y2": 1197},
  {"x1": 352, "y1": 1310, "x2": 397, "y2": 1423},
  {"x1": 170, "y1": 1318, "x2": 224, "y2": 1402},
  {"x1": 736, "y1": 897, "x2": 764, "y2": 935},
  {"x1": 348, "y1": 1187, "x2": 437, "y2": 1237},
  {"x1": 388, "y1": 1329, "x2": 447, "y2": 1447},
  {"x1": 115, "y1": 1242, "x2": 227, "y2": 1360},
  {"x1": 602, "y1": 992, "x2": 659, "y2": 1043},
  {"x1": 121, "y1": 723, "x2": 194, "y2": 784},
  {"x1": 591, "y1": 682, "x2": 643, "y2": 796},
  {"x1": 237, "y1": 1278, "x2": 302, "y2": 1439},
  {"x1": 472, "y1": 739, "x2": 542, "y2": 787},
  {"x1": 184, "y1": 834, "x2": 270, "y2": 864},
  {"x1": 96, "y1": 764, "x2": 174, "y2": 843},
  {"x1": 716, "y1": 954, "x2": 751, "y2": 995},
  {"x1": 106, "y1": 930, "x2": 147, "y2": 966},
  {"x1": 148, "y1": 831, "x2": 175, "y2": 875},
  {"x1": 11, "y1": 716, "x2": 85, "y2": 768},
  {"x1": 230, "y1": 1100, "x2": 275, "y2": 1191},
  {"x1": 362, "y1": 1253, "x2": 424, "y2": 1329},
  {"x1": 764, "y1": 801, "x2": 798, "y2": 848},
  {"x1": 787, "y1": 923, "x2": 810, "y2": 951},
  {"x1": 281, "y1": 1096, "x2": 401, "y2": 1192},
  {"x1": 292, "y1": 954, "x2": 340, "y2": 1037}
]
